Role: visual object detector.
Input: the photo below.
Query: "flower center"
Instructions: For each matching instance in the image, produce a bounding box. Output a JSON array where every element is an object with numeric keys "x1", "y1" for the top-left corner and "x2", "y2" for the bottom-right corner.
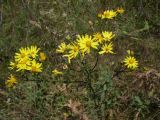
[
  {"x1": 31, "y1": 66, "x2": 37, "y2": 72},
  {"x1": 31, "y1": 51, "x2": 35, "y2": 55},
  {"x1": 20, "y1": 59, "x2": 27, "y2": 64},
  {"x1": 128, "y1": 60, "x2": 134, "y2": 64},
  {"x1": 20, "y1": 53, "x2": 26, "y2": 58},
  {"x1": 73, "y1": 47, "x2": 78, "y2": 52},
  {"x1": 86, "y1": 41, "x2": 91, "y2": 47},
  {"x1": 104, "y1": 48, "x2": 110, "y2": 52}
]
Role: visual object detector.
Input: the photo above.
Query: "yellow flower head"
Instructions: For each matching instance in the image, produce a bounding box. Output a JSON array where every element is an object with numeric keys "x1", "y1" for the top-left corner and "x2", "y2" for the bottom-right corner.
[
  {"x1": 56, "y1": 42, "x2": 68, "y2": 54},
  {"x1": 77, "y1": 34, "x2": 99, "y2": 54},
  {"x1": 28, "y1": 45, "x2": 40, "y2": 58},
  {"x1": 98, "y1": 13, "x2": 102, "y2": 18},
  {"x1": 101, "y1": 10, "x2": 117, "y2": 19},
  {"x1": 127, "y1": 50, "x2": 134, "y2": 56},
  {"x1": 63, "y1": 43, "x2": 80, "y2": 63},
  {"x1": 68, "y1": 43, "x2": 80, "y2": 57},
  {"x1": 15, "y1": 47, "x2": 29, "y2": 62},
  {"x1": 9, "y1": 61, "x2": 17, "y2": 70},
  {"x1": 39, "y1": 52, "x2": 46, "y2": 61},
  {"x1": 93, "y1": 32, "x2": 104, "y2": 43},
  {"x1": 99, "y1": 43, "x2": 114, "y2": 54},
  {"x1": 28, "y1": 60, "x2": 42, "y2": 72},
  {"x1": 5, "y1": 74, "x2": 17, "y2": 88},
  {"x1": 52, "y1": 69, "x2": 63, "y2": 76},
  {"x1": 16, "y1": 57, "x2": 31, "y2": 71},
  {"x1": 124, "y1": 56, "x2": 138, "y2": 70},
  {"x1": 65, "y1": 35, "x2": 71, "y2": 40},
  {"x1": 102, "y1": 31, "x2": 115, "y2": 41},
  {"x1": 117, "y1": 7, "x2": 125, "y2": 14}
]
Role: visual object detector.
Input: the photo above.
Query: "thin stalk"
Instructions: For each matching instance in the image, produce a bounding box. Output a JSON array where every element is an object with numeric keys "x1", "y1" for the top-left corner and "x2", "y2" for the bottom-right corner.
[{"x1": 85, "y1": 69, "x2": 98, "y2": 108}]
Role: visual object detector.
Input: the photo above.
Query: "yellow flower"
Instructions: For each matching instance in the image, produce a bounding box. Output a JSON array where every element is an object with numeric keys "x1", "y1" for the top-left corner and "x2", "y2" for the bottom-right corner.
[
  {"x1": 16, "y1": 58, "x2": 31, "y2": 71},
  {"x1": 5, "y1": 74, "x2": 17, "y2": 88},
  {"x1": 124, "y1": 56, "x2": 138, "y2": 70},
  {"x1": 117, "y1": 7, "x2": 125, "y2": 14},
  {"x1": 93, "y1": 32, "x2": 104, "y2": 43},
  {"x1": 65, "y1": 35, "x2": 71, "y2": 40},
  {"x1": 102, "y1": 31, "x2": 115, "y2": 41},
  {"x1": 28, "y1": 60, "x2": 42, "y2": 72},
  {"x1": 56, "y1": 42, "x2": 68, "y2": 53},
  {"x1": 68, "y1": 43, "x2": 80, "y2": 58},
  {"x1": 39, "y1": 52, "x2": 46, "y2": 61},
  {"x1": 127, "y1": 50, "x2": 134, "y2": 55},
  {"x1": 98, "y1": 13, "x2": 102, "y2": 18},
  {"x1": 9, "y1": 61, "x2": 17, "y2": 70},
  {"x1": 77, "y1": 34, "x2": 98, "y2": 54},
  {"x1": 28, "y1": 45, "x2": 40, "y2": 58},
  {"x1": 15, "y1": 47, "x2": 29, "y2": 62},
  {"x1": 99, "y1": 43, "x2": 114, "y2": 54},
  {"x1": 52, "y1": 69, "x2": 63, "y2": 76},
  {"x1": 101, "y1": 10, "x2": 117, "y2": 19},
  {"x1": 63, "y1": 43, "x2": 80, "y2": 63}
]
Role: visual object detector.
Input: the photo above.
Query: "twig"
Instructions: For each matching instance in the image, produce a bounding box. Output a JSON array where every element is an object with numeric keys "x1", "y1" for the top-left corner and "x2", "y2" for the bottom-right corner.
[
  {"x1": 90, "y1": 53, "x2": 99, "y2": 72},
  {"x1": 85, "y1": 69, "x2": 98, "y2": 108}
]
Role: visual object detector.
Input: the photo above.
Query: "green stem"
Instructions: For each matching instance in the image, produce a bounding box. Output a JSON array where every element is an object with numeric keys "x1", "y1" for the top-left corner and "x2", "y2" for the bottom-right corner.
[{"x1": 85, "y1": 69, "x2": 98, "y2": 108}]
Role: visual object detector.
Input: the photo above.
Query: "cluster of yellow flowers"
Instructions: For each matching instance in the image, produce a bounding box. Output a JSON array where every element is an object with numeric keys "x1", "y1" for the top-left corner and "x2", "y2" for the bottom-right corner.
[
  {"x1": 98, "y1": 7, "x2": 124, "y2": 19},
  {"x1": 6, "y1": 7, "x2": 139, "y2": 89},
  {"x1": 9, "y1": 46, "x2": 46, "y2": 72},
  {"x1": 56, "y1": 31, "x2": 115, "y2": 63},
  {"x1": 56, "y1": 7, "x2": 138, "y2": 70},
  {"x1": 6, "y1": 46, "x2": 47, "y2": 88},
  {"x1": 96, "y1": 7, "x2": 139, "y2": 70}
]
